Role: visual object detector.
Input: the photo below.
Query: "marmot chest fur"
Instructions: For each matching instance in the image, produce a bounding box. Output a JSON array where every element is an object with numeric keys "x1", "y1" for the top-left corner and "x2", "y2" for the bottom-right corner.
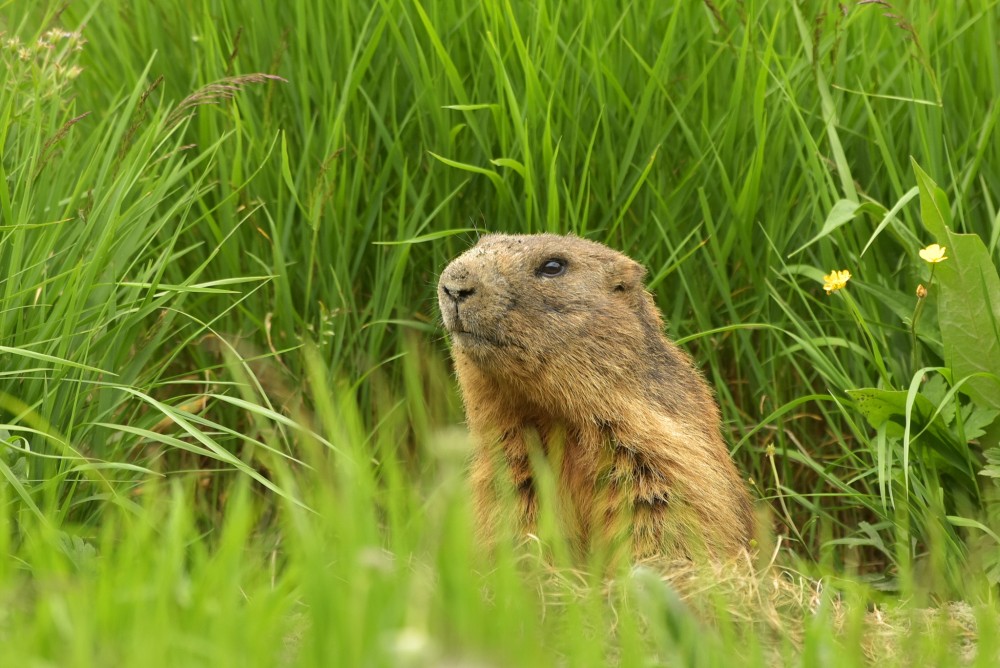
[{"x1": 438, "y1": 233, "x2": 754, "y2": 561}]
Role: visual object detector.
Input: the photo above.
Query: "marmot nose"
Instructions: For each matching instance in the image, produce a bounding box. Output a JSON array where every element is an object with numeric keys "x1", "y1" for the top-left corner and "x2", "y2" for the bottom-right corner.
[{"x1": 442, "y1": 283, "x2": 476, "y2": 303}]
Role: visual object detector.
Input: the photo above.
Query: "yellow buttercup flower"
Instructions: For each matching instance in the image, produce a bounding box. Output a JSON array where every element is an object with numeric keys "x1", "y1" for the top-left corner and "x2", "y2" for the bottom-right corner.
[
  {"x1": 822, "y1": 269, "x2": 852, "y2": 294},
  {"x1": 918, "y1": 243, "x2": 948, "y2": 263}
]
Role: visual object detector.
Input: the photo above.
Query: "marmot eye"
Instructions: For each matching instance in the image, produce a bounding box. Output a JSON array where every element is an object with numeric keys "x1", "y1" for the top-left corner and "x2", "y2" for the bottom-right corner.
[{"x1": 537, "y1": 259, "x2": 567, "y2": 277}]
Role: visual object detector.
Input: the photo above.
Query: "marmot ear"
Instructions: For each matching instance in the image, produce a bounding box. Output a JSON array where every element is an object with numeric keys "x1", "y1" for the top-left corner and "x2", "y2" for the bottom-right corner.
[{"x1": 609, "y1": 256, "x2": 647, "y2": 294}]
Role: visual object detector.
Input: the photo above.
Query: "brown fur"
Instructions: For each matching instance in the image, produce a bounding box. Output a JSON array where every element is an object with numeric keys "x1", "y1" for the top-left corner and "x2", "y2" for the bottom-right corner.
[{"x1": 438, "y1": 233, "x2": 755, "y2": 562}]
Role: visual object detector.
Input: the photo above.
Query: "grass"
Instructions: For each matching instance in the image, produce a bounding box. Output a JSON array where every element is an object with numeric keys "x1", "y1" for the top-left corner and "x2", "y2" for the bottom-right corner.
[{"x1": 2, "y1": 0, "x2": 1000, "y2": 664}]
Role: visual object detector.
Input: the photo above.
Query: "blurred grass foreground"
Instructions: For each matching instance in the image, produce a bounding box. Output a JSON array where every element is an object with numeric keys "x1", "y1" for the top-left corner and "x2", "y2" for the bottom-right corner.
[{"x1": 2, "y1": 1, "x2": 1000, "y2": 665}]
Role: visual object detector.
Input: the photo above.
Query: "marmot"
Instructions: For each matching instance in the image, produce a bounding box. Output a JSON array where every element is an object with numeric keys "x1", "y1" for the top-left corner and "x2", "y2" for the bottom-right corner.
[{"x1": 438, "y1": 233, "x2": 755, "y2": 562}]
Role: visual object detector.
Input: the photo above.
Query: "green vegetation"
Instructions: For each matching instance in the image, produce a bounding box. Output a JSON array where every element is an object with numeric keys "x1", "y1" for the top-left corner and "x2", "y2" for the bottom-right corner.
[{"x1": 2, "y1": 0, "x2": 1000, "y2": 664}]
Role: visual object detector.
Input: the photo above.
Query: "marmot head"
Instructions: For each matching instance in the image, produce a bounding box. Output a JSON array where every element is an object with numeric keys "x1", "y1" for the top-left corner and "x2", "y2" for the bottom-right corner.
[{"x1": 438, "y1": 234, "x2": 663, "y2": 407}]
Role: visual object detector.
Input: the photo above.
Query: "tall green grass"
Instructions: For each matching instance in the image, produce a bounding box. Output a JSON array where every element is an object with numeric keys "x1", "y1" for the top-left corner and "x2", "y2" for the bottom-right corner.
[{"x1": 2, "y1": 0, "x2": 1000, "y2": 664}]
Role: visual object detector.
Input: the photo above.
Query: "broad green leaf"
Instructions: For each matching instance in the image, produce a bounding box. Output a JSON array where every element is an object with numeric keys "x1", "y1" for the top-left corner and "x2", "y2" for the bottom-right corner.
[
  {"x1": 848, "y1": 388, "x2": 973, "y2": 481},
  {"x1": 910, "y1": 163, "x2": 1000, "y2": 440},
  {"x1": 982, "y1": 447, "x2": 1000, "y2": 479},
  {"x1": 920, "y1": 375, "x2": 956, "y2": 425},
  {"x1": 962, "y1": 404, "x2": 1000, "y2": 442},
  {"x1": 934, "y1": 228, "x2": 1000, "y2": 414}
]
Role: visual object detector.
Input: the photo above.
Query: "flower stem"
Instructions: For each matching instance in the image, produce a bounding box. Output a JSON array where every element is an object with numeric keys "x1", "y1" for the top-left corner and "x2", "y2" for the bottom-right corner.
[{"x1": 909, "y1": 265, "x2": 936, "y2": 371}]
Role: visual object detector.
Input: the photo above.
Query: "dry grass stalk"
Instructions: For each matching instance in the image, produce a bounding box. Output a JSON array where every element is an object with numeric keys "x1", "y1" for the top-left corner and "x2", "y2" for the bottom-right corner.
[{"x1": 166, "y1": 73, "x2": 287, "y2": 128}]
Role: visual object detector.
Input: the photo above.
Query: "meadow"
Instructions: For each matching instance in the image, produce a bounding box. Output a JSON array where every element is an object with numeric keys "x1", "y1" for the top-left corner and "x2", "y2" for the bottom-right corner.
[{"x1": 2, "y1": 0, "x2": 1000, "y2": 665}]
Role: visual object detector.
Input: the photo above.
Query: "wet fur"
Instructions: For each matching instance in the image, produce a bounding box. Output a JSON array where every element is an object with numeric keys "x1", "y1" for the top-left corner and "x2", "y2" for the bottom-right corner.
[{"x1": 439, "y1": 233, "x2": 755, "y2": 561}]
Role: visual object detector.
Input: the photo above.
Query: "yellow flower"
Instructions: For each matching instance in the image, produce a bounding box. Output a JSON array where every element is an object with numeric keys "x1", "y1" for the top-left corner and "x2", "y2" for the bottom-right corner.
[
  {"x1": 822, "y1": 269, "x2": 852, "y2": 294},
  {"x1": 918, "y1": 243, "x2": 948, "y2": 263}
]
